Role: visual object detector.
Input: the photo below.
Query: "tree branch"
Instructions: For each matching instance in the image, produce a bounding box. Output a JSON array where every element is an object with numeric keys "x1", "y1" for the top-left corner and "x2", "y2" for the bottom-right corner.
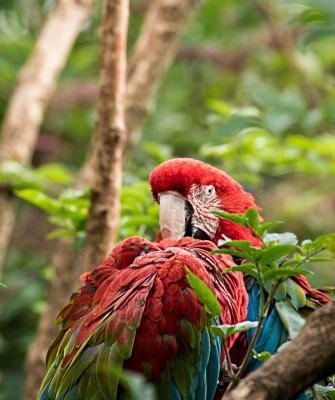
[
  {"x1": 223, "y1": 301, "x2": 335, "y2": 400},
  {"x1": 84, "y1": 0, "x2": 129, "y2": 268}
]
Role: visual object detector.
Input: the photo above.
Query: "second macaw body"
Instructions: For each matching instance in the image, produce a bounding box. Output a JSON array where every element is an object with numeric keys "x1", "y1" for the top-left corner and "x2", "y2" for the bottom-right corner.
[
  {"x1": 37, "y1": 237, "x2": 247, "y2": 400},
  {"x1": 150, "y1": 158, "x2": 331, "y2": 391}
]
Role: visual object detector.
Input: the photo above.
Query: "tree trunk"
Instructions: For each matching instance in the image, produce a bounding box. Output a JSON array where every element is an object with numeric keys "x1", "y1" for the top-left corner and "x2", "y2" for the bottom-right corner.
[
  {"x1": 0, "y1": 0, "x2": 95, "y2": 277},
  {"x1": 223, "y1": 301, "x2": 335, "y2": 400},
  {"x1": 84, "y1": 0, "x2": 129, "y2": 268}
]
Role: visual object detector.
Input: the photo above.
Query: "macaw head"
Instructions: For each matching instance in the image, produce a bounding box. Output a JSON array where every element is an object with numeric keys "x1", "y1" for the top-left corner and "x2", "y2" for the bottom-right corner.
[{"x1": 150, "y1": 158, "x2": 262, "y2": 247}]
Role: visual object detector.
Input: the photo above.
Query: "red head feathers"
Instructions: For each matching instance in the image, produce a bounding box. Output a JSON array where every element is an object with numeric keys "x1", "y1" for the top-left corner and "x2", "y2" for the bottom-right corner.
[{"x1": 150, "y1": 158, "x2": 262, "y2": 247}]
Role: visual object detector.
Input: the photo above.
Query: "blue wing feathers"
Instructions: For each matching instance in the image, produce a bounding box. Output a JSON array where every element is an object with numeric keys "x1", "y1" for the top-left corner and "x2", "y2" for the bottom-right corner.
[{"x1": 204, "y1": 336, "x2": 221, "y2": 400}]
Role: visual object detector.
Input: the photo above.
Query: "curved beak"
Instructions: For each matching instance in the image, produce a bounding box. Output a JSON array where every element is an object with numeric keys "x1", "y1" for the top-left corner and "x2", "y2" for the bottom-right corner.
[{"x1": 159, "y1": 192, "x2": 192, "y2": 240}]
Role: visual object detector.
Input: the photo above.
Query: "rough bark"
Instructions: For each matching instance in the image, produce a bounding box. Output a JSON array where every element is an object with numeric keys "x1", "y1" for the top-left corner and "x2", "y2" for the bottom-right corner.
[
  {"x1": 24, "y1": 0, "x2": 201, "y2": 398},
  {"x1": 0, "y1": 0, "x2": 95, "y2": 277},
  {"x1": 85, "y1": 0, "x2": 129, "y2": 268},
  {"x1": 223, "y1": 301, "x2": 335, "y2": 400}
]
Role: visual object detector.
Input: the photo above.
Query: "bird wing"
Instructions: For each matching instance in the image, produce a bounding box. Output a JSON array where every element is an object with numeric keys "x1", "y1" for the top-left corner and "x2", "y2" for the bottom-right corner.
[
  {"x1": 46, "y1": 236, "x2": 159, "y2": 368},
  {"x1": 38, "y1": 238, "x2": 246, "y2": 400}
]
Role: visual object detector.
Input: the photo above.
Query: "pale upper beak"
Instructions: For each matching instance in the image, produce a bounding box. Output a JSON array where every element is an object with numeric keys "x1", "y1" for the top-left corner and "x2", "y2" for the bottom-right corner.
[{"x1": 158, "y1": 192, "x2": 191, "y2": 240}]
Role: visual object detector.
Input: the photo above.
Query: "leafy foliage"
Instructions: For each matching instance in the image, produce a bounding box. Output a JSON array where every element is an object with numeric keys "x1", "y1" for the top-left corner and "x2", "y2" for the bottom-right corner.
[
  {"x1": 202, "y1": 97, "x2": 335, "y2": 182},
  {"x1": 0, "y1": 161, "x2": 73, "y2": 191},
  {"x1": 209, "y1": 209, "x2": 335, "y2": 389},
  {"x1": 15, "y1": 188, "x2": 89, "y2": 244},
  {"x1": 14, "y1": 179, "x2": 159, "y2": 246},
  {"x1": 215, "y1": 209, "x2": 334, "y2": 305}
]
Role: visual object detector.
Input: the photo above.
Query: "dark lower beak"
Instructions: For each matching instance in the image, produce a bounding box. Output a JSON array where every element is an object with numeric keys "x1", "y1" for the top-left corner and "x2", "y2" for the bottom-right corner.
[{"x1": 191, "y1": 227, "x2": 210, "y2": 241}]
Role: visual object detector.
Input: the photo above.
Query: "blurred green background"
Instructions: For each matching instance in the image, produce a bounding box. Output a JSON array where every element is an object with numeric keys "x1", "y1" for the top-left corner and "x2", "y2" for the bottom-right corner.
[{"x1": 0, "y1": 0, "x2": 335, "y2": 399}]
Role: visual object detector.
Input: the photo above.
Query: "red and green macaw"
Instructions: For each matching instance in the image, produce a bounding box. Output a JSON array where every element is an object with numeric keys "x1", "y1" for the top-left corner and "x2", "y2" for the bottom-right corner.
[
  {"x1": 38, "y1": 157, "x2": 330, "y2": 400},
  {"x1": 149, "y1": 158, "x2": 331, "y2": 385},
  {"x1": 37, "y1": 236, "x2": 248, "y2": 400}
]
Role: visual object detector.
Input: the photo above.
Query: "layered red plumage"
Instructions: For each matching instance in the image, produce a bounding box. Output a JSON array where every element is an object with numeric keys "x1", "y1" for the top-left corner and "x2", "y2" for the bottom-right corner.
[{"x1": 42, "y1": 236, "x2": 248, "y2": 399}]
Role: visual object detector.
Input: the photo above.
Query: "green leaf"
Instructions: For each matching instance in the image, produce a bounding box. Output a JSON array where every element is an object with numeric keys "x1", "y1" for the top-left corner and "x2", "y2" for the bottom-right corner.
[
  {"x1": 212, "y1": 248, "x2": 255, "y2": 262},
  {"x1": 285, "y1": 279, "x2": 307, "y2": 309},
  {"x1": 221, "y1": 265, "x2": 260, "y2": 279},
  {"x1": 275, "y1": 301, "x2": 305, "y2": 339},
  {"x1": 262, "y1": 267, "x2": 310, "y2": 281},
  {"x1": 245, "y1": 208, "x2": 260, "y2": 230},
  {"x1": 217, "y1": 241, "x2": 262, "y2": 259},
  {"x1": 313, "y1": 233, "x2": 335, "y2": 255},
  {"x1": 299, "y1": 26, "x2": 335, "y2": 49},
  {"x1": 15, "y1": 189, "x2": 60, "y2": 213},
  {"x1": 252, "y1": 349, "x2": 271, "y2": 362},
  {"x1": 260, "y1": 244, "x2": 296, "y2": 265},
  {"x1": 264, "y1": 281, "x2": 287, "y2": 300},
  {"x1": 224, "y1": 240, "x2": 252, "y2": 251},
  {"x1": 47, "y1": 229, "x2": 77, "y2": 239},
  {"x1": 37, "y1": 163, "x2": 73, "y2": 185},
  {"x1": 0, "y1": 161, "x2": 45, "y2": 190},
  {"x1": 211, "y1": 321, "x2": 258, "y2": 340},
  {"x1": 307, "y1": 257, "x2": 335, "y2": 263},
  {"x1": 257, "y1": 221, "x2": 283, "y2": 238},
  {"x1": 186, "y1": 268, "x2": 221, "y2": 317},
  {"x1": 275, "y1": 282, "x2": 287, "y2": 301},
  {"x1": 212, "y1": 210, "x2": 247, "y2": 227},
  {"x1": 280, "y1": 259, "x2": 299, "y2": 268}
]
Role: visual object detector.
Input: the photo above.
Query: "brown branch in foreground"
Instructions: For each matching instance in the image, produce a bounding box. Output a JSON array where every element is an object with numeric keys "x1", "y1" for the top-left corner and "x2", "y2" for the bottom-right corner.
[
  {"x1": 84, "y1": 0, "x2": 129, "y2": 268},
  {"x1": 0, "y1": 0, "x2": 95, "y2": 277},
  {"x1": 223, "y1": 301, "x2": 335, "y2": 400}
]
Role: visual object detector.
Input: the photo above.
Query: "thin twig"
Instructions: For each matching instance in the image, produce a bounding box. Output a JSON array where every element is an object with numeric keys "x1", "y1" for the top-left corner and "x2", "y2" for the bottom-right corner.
[
  {"x1": 226, "y1": 313, "x2": 265, "y2": 392},
  {"x1": 222, "y1": 339, "x2": 237, "y2": 381}
]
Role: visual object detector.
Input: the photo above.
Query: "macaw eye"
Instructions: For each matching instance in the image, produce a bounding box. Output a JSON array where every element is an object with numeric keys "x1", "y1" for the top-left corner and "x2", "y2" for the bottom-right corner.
[{"x1": 204, "y1": 185, "x2": 215, "y2": 198}]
